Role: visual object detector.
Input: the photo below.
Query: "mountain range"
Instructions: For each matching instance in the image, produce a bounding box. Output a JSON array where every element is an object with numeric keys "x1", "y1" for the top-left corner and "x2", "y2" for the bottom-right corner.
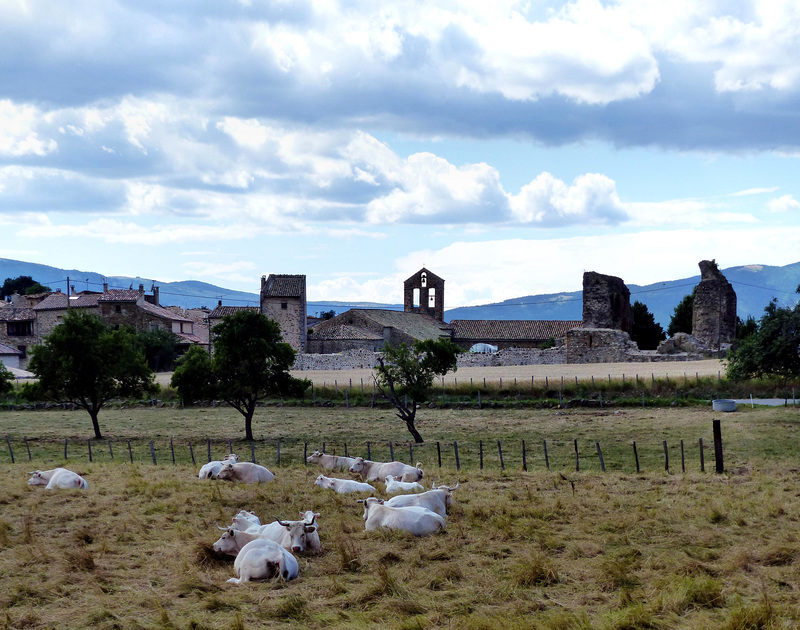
[{"x1": 2, "y1": 258, "x2": 798, "y2": 329}]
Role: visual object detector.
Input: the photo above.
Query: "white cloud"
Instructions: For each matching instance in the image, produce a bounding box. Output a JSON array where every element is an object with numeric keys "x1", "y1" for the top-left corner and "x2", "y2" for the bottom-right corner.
[
  {"x1": 767, "y1": 194, "x2": 800, "y2": 213},
  {"x1": 0, "y1": 100, "x2": 57, "y2": 156}
]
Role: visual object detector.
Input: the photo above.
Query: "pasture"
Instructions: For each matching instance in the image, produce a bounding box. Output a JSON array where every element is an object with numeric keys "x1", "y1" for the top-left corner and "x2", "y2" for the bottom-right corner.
[{"x1": 1, "y1": 405, "x2": 800, "y2": 629}]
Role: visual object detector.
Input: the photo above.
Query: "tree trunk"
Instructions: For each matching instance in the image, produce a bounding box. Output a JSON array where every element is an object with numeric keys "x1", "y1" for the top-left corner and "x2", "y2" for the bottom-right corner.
[
  {"x1": 244, "y1": 399, "x2": 255, "y2": 441},
  {"x1": 89, "y1": 409, "x2": 103, "y2": 440},
  {"x1": 405, "y1": 419, "x2": 424, "y2": 444}
]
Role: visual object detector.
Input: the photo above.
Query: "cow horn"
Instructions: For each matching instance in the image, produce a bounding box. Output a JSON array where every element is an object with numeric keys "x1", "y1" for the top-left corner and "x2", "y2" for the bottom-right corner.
[
  {"x1": 274, "y1": 516, "x2": 289, "y2": 527},
  {"x1": 304, "y1": 513, "x2": 316, "y2": 526},
  {"x1": 217, "y1": 526, "x2": 228, "y2": 531}
]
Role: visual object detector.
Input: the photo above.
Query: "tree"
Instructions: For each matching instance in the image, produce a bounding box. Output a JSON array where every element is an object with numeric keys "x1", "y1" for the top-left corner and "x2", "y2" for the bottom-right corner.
[
  {"x1": 630, "y1": 301, "x2": 666, "y2": 350},
  {"x1": 0, "y1": 275, "x2": 50, "y2": 300},
  {"x1": 320, "y1": 309, "x2": 336, "y2": 320},
  {"x1": 170, "y1": 345, "x2": 214, "y2": 405},
  {"x1": 373, "y1": 338, "x2": 462, "y2": 444},
  {"x1": 28, "y1": 310, "x2": 154, "y2": 439},
  {"x1": 0, "y1": 362, "x2": 13, "y2": 397},
  {"x1": 208, "y1": 310, "x2": 309, "y2": 441},
  {"x1": 726, "y1": 299, "x2": 800, "y2": 381},
  {"x1": 667, "y1": 288, "x2": 696, "y2": 337},
  {"x1": 736, "y1": 315, "x2": 758, "y2": 340},
  {"x1": 139, "y1": 328, "x2": 179, "y2": 371}
]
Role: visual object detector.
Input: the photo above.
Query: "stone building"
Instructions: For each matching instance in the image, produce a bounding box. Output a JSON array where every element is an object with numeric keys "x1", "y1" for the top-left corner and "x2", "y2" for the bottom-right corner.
[
  {"x1": 0, "y1": 306, "x2": 36, "y2": 368},
  {"x1": 260, "y1": 274, "x2": 307, "y2": 353},
  {"x1": 692, "y1": 260, "x2": 737, "y2": 349},
  {"x1": 449, "y1": 319, "x2": 581, "y2": 351},
  {"x1": 404, "y1": 268, "x2": 445, "y2": 322}
]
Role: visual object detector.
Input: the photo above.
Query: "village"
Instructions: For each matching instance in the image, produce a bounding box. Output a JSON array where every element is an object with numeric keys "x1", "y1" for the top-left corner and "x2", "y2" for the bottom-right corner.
[{"x1": 0, "y1": 260, "x2": 737, "y2": 375}]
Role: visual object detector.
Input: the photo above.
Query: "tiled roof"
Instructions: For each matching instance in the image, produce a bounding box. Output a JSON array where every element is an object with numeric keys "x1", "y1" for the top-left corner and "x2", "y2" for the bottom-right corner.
[
  {"x1": 308, "y1": 324, "x2": 383, "y2": 341},
  {"x1": 98, "y1": 289, "x2": 141, "y2": 302},
  {"x1": 34, "y1": 293, "x2": 101, "y2": 310},
  {"x1": 314, "y1": 309, "x2": 451, "y2": 342},
  {"x1": 0, "y1": 307, "x2": 35, "y2": 322},
  {"x1": 175, "y1": 332, "x2": 207, "y2": 345},
  {"x1": 207, "y1": 305, "x2": 259, "y2": 319},
  {"x1": 0, "y1": 342, "x2": 20, "y2": 355},
  {"x1": 262, "y1": 274, "x2": 305, "y2": 298},
  {"x1": 140, "y1": 301, "x2": 192, "y2": 322},
  {"x1": 450, "y1": 320, "x2": 582, "y2": 341}
]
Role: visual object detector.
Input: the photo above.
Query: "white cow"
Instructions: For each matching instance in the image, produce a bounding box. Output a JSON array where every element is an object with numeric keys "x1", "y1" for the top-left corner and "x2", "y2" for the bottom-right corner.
[
  {"x1": 384, "y1": 483, "x2": 458, "y2": 518},
  {"x1": 232, "y1": 514, "x2": 321, "y2": 553},
  {"x1": 384, "y1": 475, "x2": 424, "y2": 494},
  {"x1": 230, "y1": 510, "x2": 261, "y2": 531},
  {"x1": 228, "y1": 539, "x2": 299, "y2": 584},
  {"x1": 27, "y1": 468, "x2": 88, "y2": 490},
  {"x1": 348, "y1": 457, "x2": 424, "y2": 483},
  {"x1": 306, "y1": 450, "x2": 356, "y2": 471},
  {"x1": 358, "y1": 497, "x2": 445, "y2": 536},
  {"x1": 198, "y1": 453, "x2": 239, "y2": 479},
  {"x1": 314, "y1": 474, "x2": 375, "y2": 494},
  {"x1": 216, "y1": 461, "x2": 274, "y2": 483}
]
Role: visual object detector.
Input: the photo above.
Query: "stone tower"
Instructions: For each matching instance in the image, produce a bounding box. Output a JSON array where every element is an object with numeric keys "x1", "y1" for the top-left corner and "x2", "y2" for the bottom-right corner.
[
  {"x1": 692, "y1": 260, "x2": 736, "y2": 349},
  {"x1": 582, "y1": 271, "x2": 632, "y2": 333},
  {"x1": 260, "y1": 274, "x2": 307, "y2": 353},
  {"x1": 404, "y1": 268, "x2": 445, "y2": 322}
]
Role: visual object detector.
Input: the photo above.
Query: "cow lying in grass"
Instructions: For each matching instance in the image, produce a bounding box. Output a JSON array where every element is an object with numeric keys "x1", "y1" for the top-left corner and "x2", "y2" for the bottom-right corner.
[
  {"x1": 314, "y1": 474, "x2": 375, "y2": 494},
  {"x1": 384, "y1": 475, "x2": 424, "y2": 494},
  {"x1": 27, "y1": 468, "x2": 88, "y2": 490},
  {"x1": 306, "y1": 450, "x2": 356, "y2": 472},
  {"x1": 349, "y1": 457, "x2": 423, "y2": 482},
  {"x1": 384, "y1": 483, "x2": 458, "y2": 518},
  {"x1": 357, "y1": 497, "x2": 445, "y2": 536},
  {"x1": 216, "y1": 461, "x2": 274, "y2": 483},
  {"x1": 198, "y1": 453, "x2": 239, "y2": 479},
  {"x1": 230, "y1": 512, "x2": 321, "y2": 553}
]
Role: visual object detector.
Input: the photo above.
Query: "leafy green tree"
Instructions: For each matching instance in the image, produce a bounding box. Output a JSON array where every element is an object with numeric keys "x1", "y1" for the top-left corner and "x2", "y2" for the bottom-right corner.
[
  {"x1": 374, "y1": 338, "x2": 462, "y2": 444},
  {"x1": 139, "y1": 328, "x2": 179, "y2": 371},
  {"x1": 667, "y1": 288, "x2": 696, "y2": 336},
  {"x1": 0, "y1": 362, "x2": 13, "y2": 397},
  {"x1": 726, "y1": 299, "x2": 800, "y2": 381},
  {"x1": 320, "y1": 309, "x2": 336, "y2": 320},
  {"x1": 736, "y1": 315, "x2": 758, "y2": 340},
  {"x1": 630, "y1": 301, "x2": 666, "y2": 350},
  {"x1": 1, "y1": 275, "x2": 51, "y2": 299},
  {"x1": 170, "y1": 345, "x2": 214, "y2": 405},
  {"x1": 209, "y1": 310, "x2": 309, "y2": 441},
  {"x1": 28, "y1": 310, "x2": 154, "y2": 439}
]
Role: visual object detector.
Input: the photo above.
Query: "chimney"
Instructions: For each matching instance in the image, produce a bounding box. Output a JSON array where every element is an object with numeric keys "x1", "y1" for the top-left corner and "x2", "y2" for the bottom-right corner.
[
  {"x1": 218, "y1": 300, "x2": 222, "y2": 306},
  {"x1": 103, "y1": 282, "x2": 108, "y2": 292},
  {"x1": 153, "y1": 286, "x2": 159, "y2": 306}
]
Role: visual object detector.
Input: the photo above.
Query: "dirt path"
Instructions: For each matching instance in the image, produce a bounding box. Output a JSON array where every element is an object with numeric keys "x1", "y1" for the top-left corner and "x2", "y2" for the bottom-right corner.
[{"x1": 290, "y1": 359, "x2": 725, "y2": 386}]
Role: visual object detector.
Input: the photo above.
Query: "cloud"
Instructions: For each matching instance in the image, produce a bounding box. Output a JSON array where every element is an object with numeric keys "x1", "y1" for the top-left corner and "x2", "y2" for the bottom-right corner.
[{"x1": 767, "y1": 194, "x2": 800, "y2": 213}]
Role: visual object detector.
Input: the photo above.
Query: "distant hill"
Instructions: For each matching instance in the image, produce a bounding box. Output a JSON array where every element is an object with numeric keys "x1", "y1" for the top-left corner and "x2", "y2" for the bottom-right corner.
[
  {"x1": 444, "y1": 262, "x2": 800, "y2": 328},
  {"x1": 2, "y1": 257, "x2": 798, "y2": 328}
]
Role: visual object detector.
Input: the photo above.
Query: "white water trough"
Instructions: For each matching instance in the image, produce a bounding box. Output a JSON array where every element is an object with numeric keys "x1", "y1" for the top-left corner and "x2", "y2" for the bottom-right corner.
[{"x1": 712, "y1": 399, "x2": 736, "y2": 412}]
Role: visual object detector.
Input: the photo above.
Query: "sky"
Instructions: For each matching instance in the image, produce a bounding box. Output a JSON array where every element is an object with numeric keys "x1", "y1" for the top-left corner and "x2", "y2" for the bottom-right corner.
[{"x1": 2, "y1": 0, "x2": 800, "y2": 310}]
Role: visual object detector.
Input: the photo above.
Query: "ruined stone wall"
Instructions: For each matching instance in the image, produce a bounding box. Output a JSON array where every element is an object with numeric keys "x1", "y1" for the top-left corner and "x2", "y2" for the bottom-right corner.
[
  {"x1": 565, "y1": 328, "x2": 639, "y2": 363},
  {"x1": 692, "y1": 260, "x2": 737, "y2": 349},
  {"x1": 582, "y1": 272, "x2": 632, "y2": 333}
]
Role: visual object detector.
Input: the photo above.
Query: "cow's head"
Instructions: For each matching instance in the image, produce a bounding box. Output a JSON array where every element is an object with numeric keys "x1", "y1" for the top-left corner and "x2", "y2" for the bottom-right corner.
[
  {"x1": 27, "y1": 471, "x2": 47, "y2": 486},
  {"x1": 306, "y1": 450, "x2": 323, "y2": 464},
  {"x1": 223, "y1": 453, "x2": 239, "y2": 463},
  {"x1": 314, "y1": 474, "x2": 327, "y2": 488},
  {"x1": 274, "y1": 515, "x2": 317, "y2": 553},
  {"x1": 216, "y1": 461, "x2": 235, "y2": 480},
  {"x1": 349, "y1": 457, "x2": 366, "y2": 474},
  {"x1": 357, "y1": 497, "x2": 383, "y2": 520},
  {"x1": 433, "y1": 482, "x2": 459, "y2": 507},
  {"x1": 385, "y1": 475, "x2": 396, "y2": 484},
  {"x1": 212, "y1": 527, "x2": 241, "y2": 556}
]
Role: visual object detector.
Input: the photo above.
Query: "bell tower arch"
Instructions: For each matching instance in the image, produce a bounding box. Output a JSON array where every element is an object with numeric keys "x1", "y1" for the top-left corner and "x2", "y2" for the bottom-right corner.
[{"x1": 404, "y1": 268, "x2": 445, "y2": 322}]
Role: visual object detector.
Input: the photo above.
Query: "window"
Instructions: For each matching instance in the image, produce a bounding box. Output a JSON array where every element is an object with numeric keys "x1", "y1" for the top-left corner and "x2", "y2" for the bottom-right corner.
[
  {"x1": 420, "y1": 272, "x2": 427, "y2": 287},
  {"x1": 428, "y1": 288, "x2": 436, "y2": 308},
  {"x1": 281, "y1": 302, "x2": 288, "y2": 310},
  {"x1": 17, "y1": 345, "x2": 26, "y2": 358},
  {"x1": 413, "y1": 288, "x2": 420, "y2": 307},
  {"x1": 7, "y1": 321, "x2": 33, "y2": 336},
  {"x1": 115, "y1": 305, "x2": 122, "y2": 313}
]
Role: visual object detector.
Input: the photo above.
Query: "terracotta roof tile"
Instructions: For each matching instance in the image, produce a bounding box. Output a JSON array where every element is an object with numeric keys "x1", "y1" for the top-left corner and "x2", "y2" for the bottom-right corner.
[
  {"x1": 207, "y1": 305, "x2": 259, "y2": 319},
  {"x1": 308, "y1": 324, "x2": 383, "y2": 341},
  {"x1": 0, "y1": 307, "x2": 35, "y2": 322},
  {"x1": 262, "y1": 274, "x2": 305, "y2": 298},
  {"x1": 450, "y1": 320, "x2": 582, "y2": 341}
]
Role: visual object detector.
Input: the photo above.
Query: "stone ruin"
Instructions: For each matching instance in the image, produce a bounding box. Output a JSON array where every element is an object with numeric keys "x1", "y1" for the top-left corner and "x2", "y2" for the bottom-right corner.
[
  {"x1": 581, "y1": 271, "x2": 632, "y2": 333},
  {"x1": 691, "y1": 260, "x2": 737, "y2": 350}
]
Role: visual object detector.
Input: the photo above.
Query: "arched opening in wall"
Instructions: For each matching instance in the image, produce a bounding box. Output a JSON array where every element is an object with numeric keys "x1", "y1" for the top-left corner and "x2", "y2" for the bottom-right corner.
[
  {"x1": 421, "y1": 272, "x2": 427, "y2": 287},
  {"x1": 413, "y1": 288, "x2": 420, "y2": 307},
  {"x1": 428, "y1": 288, "x2": 436, "y2": 308}
]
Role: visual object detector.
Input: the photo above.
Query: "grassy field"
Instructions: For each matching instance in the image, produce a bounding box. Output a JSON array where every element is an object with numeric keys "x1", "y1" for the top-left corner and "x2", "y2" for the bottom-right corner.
[{"x1": 1, "y1": 404, "x2": 800, "y2": 629}]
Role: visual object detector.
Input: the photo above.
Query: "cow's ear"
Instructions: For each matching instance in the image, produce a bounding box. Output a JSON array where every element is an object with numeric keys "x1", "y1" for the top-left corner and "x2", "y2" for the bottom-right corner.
[
  {"x1": 378, "y1": 499, "x2": 385, "y2": 504},
  {"x1": 305, "y1": 526, "x2": 316, "y2": 533}
]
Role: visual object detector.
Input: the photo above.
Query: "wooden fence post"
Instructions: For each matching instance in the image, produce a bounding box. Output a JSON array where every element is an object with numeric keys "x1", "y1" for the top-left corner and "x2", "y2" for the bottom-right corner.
[
  {"x1": 680, "y1": 439, "x2": 685, "y2": 473},
  {"x1": 207, "y1": 439, "x2": 211, "y2": 463},
  {"x1": 543, "y1": 439, "x2": 550, "y2": 470},
  {"x1": 633, "y1": 441, "x2": 640, "y2": 473},
  {"x1": 64, "y1": 438, "x2": 68, "y2": 460},
  {"x1": 389, "y1": 441, "x2": 394, "y2": 461},
  {"x1": 150, "y1": 441, "x2": 157, "y2": 465},
  {"x1": 87, "y1": 439, "x2": 92, "y2": 463},
  {"x1": 713, "y1": 419, "x2": 724, "y2": 474},
  {"x1": 454, "y1": 441, "x2": 460, "y2": 471},
  {"x1": 188, "y1": 441, "x2": 195, "y2": 465},
  {"x1": 437, "y1": 441, "x2": 442, "y2": 468},
  {"x1": 24, "y1": 436, "x2": 32, "y2": 460},
  {"x1": 497, "y1": 440, "x2": 505, "y2": 470},
  {"x1": 699, "y1": 438, "x2": 705, "y2": 472},
  {"x1": 128, "y1": 440, "x2": 133, "y2": 464},
  {"x1": 250, "y1": 441, "x2": 256, "y2": 464},
  {"x1": 522, "y1": 440, "x2": 527, "y2": 472},
  {"x1": 227, "y1": 439, "x2": 233, "y2": 455},
  {"x1": 409, "y1": 443, "x2": 413, "y2": 462},
  {"x1": 479, "y1": 440, "x2": 484, "y2": 470},
  {"x1": 663, "y1": 440, "x2": 669, "y2": 472},
  {"x1": 303, "y1": 443, "x2": 307, "y2": 465},
  {"x1": 596, "y1": 442, "x2": 605, "y2": 472},
  {"x1": 108, "y1": 439, "x2": 114, "y2": 460},
  {"x1": 170, "y1": 437, "x2": 175, "y2": 465},
  {"x1": 367, "y1": 441, "x2": 371, "y2": 460},
  {"x1": 6, "y1": 437, "x2": 14, "y2": 464}
]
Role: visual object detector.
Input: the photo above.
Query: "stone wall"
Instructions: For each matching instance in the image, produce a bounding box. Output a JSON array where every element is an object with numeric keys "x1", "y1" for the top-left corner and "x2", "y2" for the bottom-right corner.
[
  {"x1": 692, "y1": 260, "x2": 737, "y2": 349},
  {"x1": 582, "y1": 272, "x2": 632, "y2": 333},
  {"x1": 565, "y1": 328, "x2": 639, "y2": 363}
]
